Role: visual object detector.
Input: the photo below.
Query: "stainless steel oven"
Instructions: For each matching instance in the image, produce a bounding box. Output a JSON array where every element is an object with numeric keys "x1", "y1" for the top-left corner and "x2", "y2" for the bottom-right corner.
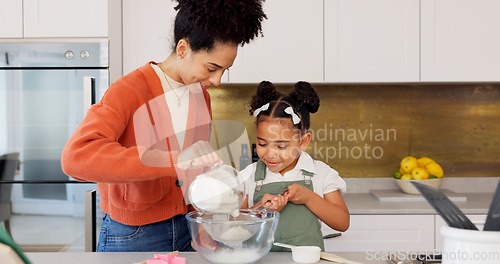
[{"x1": 0, "y1": 42, "x2": 108, "y2": 217}]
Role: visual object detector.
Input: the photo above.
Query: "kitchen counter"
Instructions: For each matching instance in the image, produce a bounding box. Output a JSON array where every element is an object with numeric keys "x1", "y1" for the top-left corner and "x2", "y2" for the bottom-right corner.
[
  {"x1": 343, "y1": 192, "x2": 494, "y2": 215},
  {"x1": 25, "y1": 251, "x2": 381, "y2": 264},
  {"x1": 342, "y1": 177, "x2": 498, "y2": 215}
]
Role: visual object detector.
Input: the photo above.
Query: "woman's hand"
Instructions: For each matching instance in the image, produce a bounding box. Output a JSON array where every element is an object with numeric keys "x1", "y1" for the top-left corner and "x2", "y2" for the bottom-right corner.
[
  {"x1": 286, "y1": 183, "x2": 313, "y2": 205},
  {"x1": 193, "y1": 224, "x2": 218, "y2": 251},
  {"x1": 255, "y1": 193, "x2": 288, "y2": 213},
  {"x1": 177, "y1": 140, "x2": 222, "y2": 170}
]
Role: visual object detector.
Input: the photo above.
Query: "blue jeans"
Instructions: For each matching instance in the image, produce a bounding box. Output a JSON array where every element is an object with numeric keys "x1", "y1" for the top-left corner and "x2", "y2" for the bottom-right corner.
[{"x1": 97, "y1": 214, "x2": 194, "y2": 252}]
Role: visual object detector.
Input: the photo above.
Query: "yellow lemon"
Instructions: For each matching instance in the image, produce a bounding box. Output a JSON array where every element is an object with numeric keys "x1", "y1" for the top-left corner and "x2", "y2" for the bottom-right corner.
[
  {"x1": 426, "y1": 162, "x2": 444, "y2": 178},
  {"x1": 399, "y1": 167, "x2": 405, "y2": 174},
  {"x1": 417, "y1": 157, "x2": 435, "y2": 167},
  {"x1": 401, "y1": 174, "x2": 412, "y2": 180},
  {"x1": 412, "y1": 167, "x2": 430, "y2": 180},
  {"x1": 400, "y1": 156, "x2": 418, "y2": 174}
]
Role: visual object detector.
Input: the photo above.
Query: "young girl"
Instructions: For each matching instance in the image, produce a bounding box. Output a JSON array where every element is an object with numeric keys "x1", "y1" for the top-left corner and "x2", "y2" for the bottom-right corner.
[{"x1": 241, "y1": 81, "x2": 350, "y2": 252}]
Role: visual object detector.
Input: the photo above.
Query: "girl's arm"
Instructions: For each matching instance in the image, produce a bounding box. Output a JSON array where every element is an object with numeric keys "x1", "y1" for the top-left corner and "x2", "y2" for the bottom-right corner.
[{"x1": 286, "y1": 184, "x2": 350, "y2": 232}]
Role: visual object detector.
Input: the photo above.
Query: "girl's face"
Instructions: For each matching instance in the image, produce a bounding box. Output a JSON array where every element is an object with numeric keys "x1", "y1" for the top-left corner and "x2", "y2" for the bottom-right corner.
[
  {"x1": 256, "y1": 118, "x2": 311, "y2": 176},
  {"x1": 178, "y1": 40, "x2": 238, "y2": 88}
]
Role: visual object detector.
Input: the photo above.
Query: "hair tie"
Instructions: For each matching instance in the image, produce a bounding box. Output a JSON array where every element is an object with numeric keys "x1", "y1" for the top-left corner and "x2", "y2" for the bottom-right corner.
[
  {"x1": 253, "y1": 103, "x2": 270, "y2": 117},
  {"x1": 284, "y1": 107, "x2": 301, "y2": 125}
]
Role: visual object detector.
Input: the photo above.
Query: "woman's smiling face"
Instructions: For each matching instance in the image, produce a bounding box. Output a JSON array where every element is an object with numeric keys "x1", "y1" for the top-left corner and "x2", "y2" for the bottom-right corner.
[
  {"x1": 256, "y1": 117, "x2": 306, "y2": 175},
  {"x1": 178, "y1": 40, "x2": 238, "y2": 88}
]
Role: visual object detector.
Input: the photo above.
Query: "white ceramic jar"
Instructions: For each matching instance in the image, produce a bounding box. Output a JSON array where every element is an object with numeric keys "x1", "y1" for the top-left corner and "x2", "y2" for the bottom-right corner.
[{"x1": 440, "y1": 225, "x2": 500, "y2": 264}]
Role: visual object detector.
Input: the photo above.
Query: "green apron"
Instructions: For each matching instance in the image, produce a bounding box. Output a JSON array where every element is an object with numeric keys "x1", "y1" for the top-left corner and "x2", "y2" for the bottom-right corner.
[{"x1": 253, "y1": 160, "x2": 324, "y2": 252}]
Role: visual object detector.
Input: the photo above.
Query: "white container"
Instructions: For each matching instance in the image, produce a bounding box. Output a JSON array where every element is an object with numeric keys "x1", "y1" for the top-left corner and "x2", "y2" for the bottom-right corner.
[
  {"x1": 440, "y1": 225, "x2": 500, "y2": 264},
  {"x1": 291, "y1": 246, "x2": 321, "y2": 264}
]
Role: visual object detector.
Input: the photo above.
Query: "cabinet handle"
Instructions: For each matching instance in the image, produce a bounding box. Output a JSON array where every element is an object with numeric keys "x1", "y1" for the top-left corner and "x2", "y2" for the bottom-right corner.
[
  {"x1": 83, "y1": 76, "x2": 96, "y2": 114},
  {"x1": 323, "y1": 233, "x2": 342, "y2": 239}
]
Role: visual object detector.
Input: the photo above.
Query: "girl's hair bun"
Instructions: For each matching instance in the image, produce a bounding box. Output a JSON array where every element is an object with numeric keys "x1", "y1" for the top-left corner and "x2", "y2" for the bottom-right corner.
[
  {"x1": 289, "y1": 81, "x2": 320, "y2": 114},
  {"x1": 249, "y1": 81, "x2": 283, "y2": 115},
  {"x1": 249, "y1": 80, "x2": 319, "y2": 132}
]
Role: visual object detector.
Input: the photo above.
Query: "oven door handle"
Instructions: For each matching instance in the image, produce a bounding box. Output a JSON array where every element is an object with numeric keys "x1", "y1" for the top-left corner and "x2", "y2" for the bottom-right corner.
[{"x1": 83, "y1": 76, "x2": 96, "y2": 114}]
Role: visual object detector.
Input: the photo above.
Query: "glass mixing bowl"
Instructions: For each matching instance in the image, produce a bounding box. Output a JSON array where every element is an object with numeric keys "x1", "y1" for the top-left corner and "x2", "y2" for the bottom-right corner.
[
  {"x1": 186, "y1": 209, "x2": 280, "y2": 264},
  {"x1": 188, "y1": 164, "x2": 246, "y2": 215}
]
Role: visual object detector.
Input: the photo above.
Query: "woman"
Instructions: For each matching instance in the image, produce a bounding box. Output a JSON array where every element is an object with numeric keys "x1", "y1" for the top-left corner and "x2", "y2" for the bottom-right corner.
[{"x1": 61, "y1": 0, "x2": 266, "y2": 252}]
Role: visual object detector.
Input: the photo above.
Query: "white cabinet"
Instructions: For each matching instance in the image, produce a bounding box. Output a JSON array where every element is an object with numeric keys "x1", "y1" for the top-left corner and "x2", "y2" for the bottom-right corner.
[
  {"x1": 434, "y1": 214, "x2": 487, "y2": 251},
  {"x1": 421, "y1": 0, "x2": 500, "y2": 82},
  {"x1": 322, "y1": 215, "x2": 435, "y2": 252},
  {"x1": 122, "y1": 0, "x2": 177, "y2": 75},
  {"x1": 122, "y1": 0, "x2": 229, "y2": 83},
  {"x1": 119, "y1": 0, "x2": 500, "y2": 84},
  {"x1": 324, "y1": 0, "x2": 420, "y2": 83},
  {"x1": 23, "y1": 0, "x2": 108, "y2": 38},
  {"x1": 0, "y1": 0, "x2": 23, "y2": 38},
  {"x1": 228, "y1": 0, "x2": 323, "y2": 83}
]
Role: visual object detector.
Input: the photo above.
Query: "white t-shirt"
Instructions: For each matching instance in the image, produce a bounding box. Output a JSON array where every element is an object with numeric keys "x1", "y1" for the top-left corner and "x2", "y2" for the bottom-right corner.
[
  {"x1": 151, "y1": 64, "x2": 189, "y2": 149},
  {"x1": 240, "y1": 151, "x2": 347, "y2": 207}
]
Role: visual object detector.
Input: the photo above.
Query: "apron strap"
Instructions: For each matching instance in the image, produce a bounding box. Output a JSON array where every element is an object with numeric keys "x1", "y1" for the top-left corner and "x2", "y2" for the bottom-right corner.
[
  {"x1": 255, "y1": 161, "x2": 315, "y2": 190},
  {"x1": 301, "y1": 169, "x2": 314, "y2": 186},
  {"x1": 254, "y1": 160, "x2": 267, "y2": 192}
]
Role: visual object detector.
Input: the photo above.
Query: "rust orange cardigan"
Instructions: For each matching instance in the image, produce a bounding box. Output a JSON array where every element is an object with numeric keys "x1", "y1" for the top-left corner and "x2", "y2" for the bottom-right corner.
[{"x1": 61, "y1": 62, "x2": 212, "y2": 225}]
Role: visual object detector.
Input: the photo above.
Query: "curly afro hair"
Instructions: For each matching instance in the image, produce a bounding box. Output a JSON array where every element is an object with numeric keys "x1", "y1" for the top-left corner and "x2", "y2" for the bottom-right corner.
[
  {"x1": 173, "y1": 0, "x2": 267, "y2": 52},
  {"x1": 249, "y1": 81, "x2": 320, "y2": 132}
]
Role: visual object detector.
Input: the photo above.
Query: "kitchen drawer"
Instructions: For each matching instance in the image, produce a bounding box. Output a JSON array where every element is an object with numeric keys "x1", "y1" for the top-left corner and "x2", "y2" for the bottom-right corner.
[{"x1": 321, "y1": 215, "x2": 435, "y2": 252}]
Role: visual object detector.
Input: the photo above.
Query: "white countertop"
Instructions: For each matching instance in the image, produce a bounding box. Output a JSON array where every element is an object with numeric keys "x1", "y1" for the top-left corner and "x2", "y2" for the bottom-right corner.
[
  {"x1": 342, "y1": 177, "x2": 498, "y2": 215},
  {"x1": 25, "y1": 251, "x2": 381, "y2": 264},
  {"x1": 343, "y1": 192, "x2": 494, "y2": 215}
]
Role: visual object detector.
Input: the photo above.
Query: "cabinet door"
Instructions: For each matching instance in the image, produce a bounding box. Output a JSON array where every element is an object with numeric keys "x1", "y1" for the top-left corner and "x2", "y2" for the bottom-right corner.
[
  {"x1": 122, "y1": 0, "x2": 229, "y2": 83},
  {"x1": 0, "y1": 0, "x2": 23, "y2": 38},
  {"x1": 434, "y1": 214, "x2": 487, "y2": 251},
  {"x1": 228, "y1": 0, "x2": 323, "y2": 83},
  {"x1": 324, "y1": 0, "x2": 419, "y2": 83},
  {"x1": 421, "y1": 0, "x2": 500, "y2": 82},
  {"x1": 23, "y1": 0, "x2": 108, "y2": 38},
  {"x1": 122, "y1": 0, "x2": 177, "y2": 75},
  {"x1": 322, "y1": 215, "x2": 435, "y2": 252}
]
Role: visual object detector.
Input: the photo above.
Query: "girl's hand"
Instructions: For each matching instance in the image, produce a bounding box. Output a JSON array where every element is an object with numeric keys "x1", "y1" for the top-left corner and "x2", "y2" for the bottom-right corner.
[
  {"x1": 255, "y1": 193, "x2": 288, "y2": 213},
  {"x1": 177, "y1": 140, "x2": 222, "y2": 170},
  {"x1": 286, "y1": 183, "x2": 313, "y2": 205}
]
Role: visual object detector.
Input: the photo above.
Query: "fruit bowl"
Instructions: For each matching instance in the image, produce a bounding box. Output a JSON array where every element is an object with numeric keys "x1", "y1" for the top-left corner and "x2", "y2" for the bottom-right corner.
[
  {"x1": 394, "y1": 178, "x2": 443, "y2": 194},
  {"x1": 186, "y1": 209, "x2": 280, "y2": 264}
]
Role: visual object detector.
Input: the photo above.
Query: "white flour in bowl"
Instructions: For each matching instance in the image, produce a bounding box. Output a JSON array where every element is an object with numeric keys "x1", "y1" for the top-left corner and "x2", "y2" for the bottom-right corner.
[
  {"x1": 218, "y1": 225, "x2": 254, "y2": 241},
  {"x1": 204, "y1": 247, "x2": 263, "y2": 264}
]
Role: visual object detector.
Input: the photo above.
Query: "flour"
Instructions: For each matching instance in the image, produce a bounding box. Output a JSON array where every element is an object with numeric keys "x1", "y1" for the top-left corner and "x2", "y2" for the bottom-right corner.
[
  {"x1": 203, "y1": 247, "x2": 264, "y2": 264},
  {"x1": 189, "y1": 174, "x2": 241, "y2": 214},
  {"x1": 218, "y1": 225, "x2": 254, "y2": 241},
  {"x1": 231, "y1": 209, "x2": 240, "y2": 218}
]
